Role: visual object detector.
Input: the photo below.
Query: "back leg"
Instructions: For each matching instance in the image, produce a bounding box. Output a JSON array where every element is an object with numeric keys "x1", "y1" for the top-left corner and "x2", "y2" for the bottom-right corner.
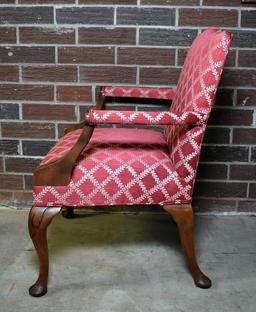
[
  {"x1": 62, "y1": 207, "x2": 75, "y2": 219},
  {"x1": 163, "y1": 204, "x2": 212, "y2": 289}
]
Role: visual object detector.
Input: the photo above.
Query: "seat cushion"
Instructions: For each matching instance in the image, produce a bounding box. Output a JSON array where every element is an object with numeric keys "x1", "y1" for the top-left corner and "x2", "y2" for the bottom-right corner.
[{"x1": 33, "y1": 128, "x2": 192, "y2": 207}]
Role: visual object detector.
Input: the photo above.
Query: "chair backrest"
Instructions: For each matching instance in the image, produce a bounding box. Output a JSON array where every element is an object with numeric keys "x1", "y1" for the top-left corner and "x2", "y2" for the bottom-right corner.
[{"x1": 164, "y1": 28, "x2": 231, "y2": 188}]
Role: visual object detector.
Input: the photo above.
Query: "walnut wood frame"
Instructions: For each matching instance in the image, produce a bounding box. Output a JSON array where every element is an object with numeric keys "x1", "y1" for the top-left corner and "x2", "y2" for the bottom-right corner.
[{"x1": 29, "y1": 89, "x2": 211, "y2": 297}]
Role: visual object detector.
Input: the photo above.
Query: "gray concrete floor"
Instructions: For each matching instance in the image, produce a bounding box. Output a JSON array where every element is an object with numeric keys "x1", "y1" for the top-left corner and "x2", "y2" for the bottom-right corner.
[{"x1": 0, "y1": 208, "x2": 255, "y2": 312}]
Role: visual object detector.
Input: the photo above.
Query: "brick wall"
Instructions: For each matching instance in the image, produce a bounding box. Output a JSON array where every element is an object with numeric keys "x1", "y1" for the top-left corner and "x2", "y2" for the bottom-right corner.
[{"x1": 0, "y1": 0, "x2": 255, "y2": 212}]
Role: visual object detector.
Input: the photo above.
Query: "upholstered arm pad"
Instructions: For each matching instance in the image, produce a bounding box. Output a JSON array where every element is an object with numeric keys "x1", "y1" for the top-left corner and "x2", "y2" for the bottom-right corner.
[
  {"x1": 101, "y1": 86, "x2": 175, "y2": 100},
  {"x1": 87, "y1": 110, "x2": 206, "y2": 126}
]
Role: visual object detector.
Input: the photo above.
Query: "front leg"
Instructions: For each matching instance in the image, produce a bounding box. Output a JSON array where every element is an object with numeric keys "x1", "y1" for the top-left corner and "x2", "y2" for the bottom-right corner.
[
  {"x1": 28, "y1": 206, "x2": 62, "y2": 297},
  {"x1": 163, "y1": 204, "x2": 212, "y2": 289}
]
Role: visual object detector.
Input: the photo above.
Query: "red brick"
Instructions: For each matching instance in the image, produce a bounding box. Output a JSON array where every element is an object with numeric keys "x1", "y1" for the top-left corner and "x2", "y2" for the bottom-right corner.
[
  {"x1": 200, "y1": 146, "x2": 249, "y2": 162},
  {"x1": 58, "y1": 47, "x2": 114, "y2": 64},
  {"x1": 0, "y1": 191, "x2": 13, "y2": 201},
  {"x1": 194, "y1": 181, "x2": 247, "y2": 198},
  {"x1": 22, "y1": 141, "x2": 55, "y2": 157},
  {"x1": 79, "y1": 0, "x2": 136, "y2": 3},
  {"x1": 0, "y1": 27, "x2": 16, "y2": 44},
  {"x1": 57, "y1": 86, "x2": 92, "y2": 102},
  {"x1": 0, "y1": 84, "x2": 54, "y2": 101},
  {"x1": 0, "y1": 140, "x2": 19, "y2": 155},
  {"x1": 24, "y1": 175, "x2": 33, "y2": 189},
  {"x1": 241, "y1": 10, "x2": 256, "y2": 28},
  {"x1": 1, "y1": 122, "x2": 55, "y2": 139},
  {"x1": 22, "y1": 66, "x2": 77, "y2": 82},
  {"x1": 203, "y1": 0, "x2": 254, "y2": 6},
  {"x1": 238, "y1": 200, "x2": 256, "y2": 213},
  {"x1": 249, "y1": 183, "x2": 256, "y2": 198},
  {"x1": 230, "y1": 164, "x2": 256, "y2": 181},
  {"x1": 79, "y1": 27, "x2": 136, "y2": 45},
  {"x1": 237, "y1": 89, "x2": 256, "y2": 106},
  {"x1": 0, "y1": 66, "x2": 19, "y2": 82},
  {"x1": 20, "y1": 27, "x2": 75, "y2": 44},
  {"x1": 0, "y1": 174, "x2": 23, "y2": 190},
  {"x1": 233, "y1": 128, "x2": 256, "y2": 144},
  {"x1": 221, "y1": 69, "x2": 256, "y2": 88},
  {"x1": 0, "y1": 0, "x2": 15, "y2": 3},
  {"x1": 140, "y1": 68, "x2": 180, "y2": 85},
  {"x1": 117, "y1": 7, "x2": 175, "y2": 26},
  {"x1": 56, "y1": 7, "x2": 114, "y2": 24},
  {"x1": 0, "y1": 47, "x2": 55, "y2": 64},
  {"x1": 204, "y1": 127, "x2": 230, "y2": 144},
  {"x1": 5, "y1": 157, "x2": 40, "y2": 173},
  {"x1": 179, "y1": 8, "x2": 238, "y2": 27},
  {"x1": 141, "y1": 0, "x2": 199, "y2": 4},
  {"x1": 193, "y1": 198, "x2": 237, "y2": 213},
  {"x1": 215, "y1": 89, "x2": 234, "y2": 107},
  {"x1": 13, "y1": 191, "x2": 33, "y2": 201},
  {"x1": 80, "y1": 66, "x2": 136, "y2": 84},
  {"x1": 209, "y1": 108, "x2": 253, "y2": 126},
  {"x1": 197, "y1": 163, "x2": 228, "y2": 180},
  {"x1": 1, "y1": 103, "x2": 18, "y2": 121},
  {"x1": 140, "y1": 28, "x2": 197, "y2": 46},
  {"x1": 20, "y1": 0, "x2": 74, "y2": 3},
  {"x1": 118, "y1": 48, "x2": 175, "y2": 66},
  {"x1": 0, "y1": 7, "x2": 53, "y2": 24},
  {"x1": 23, "y1": 104, "x2": 76, "y2": 121},
  {"x1": 0, "y1": 157, "x2": 3, "y2": 172},
  {"x1": 231, "y1": 30, "x2": 256, "y2": 48},
  {"x1": 238, "y1": 50, "x2": 256, "y2": 68}
]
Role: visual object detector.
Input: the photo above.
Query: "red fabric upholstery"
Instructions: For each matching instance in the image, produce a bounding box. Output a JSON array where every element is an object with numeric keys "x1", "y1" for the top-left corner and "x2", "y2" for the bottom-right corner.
[
  {"x1": 102, "y1": 86, "x2": 175, "y2": 100},
  {"x1": 165, "y1": 28, "x2": 231, "y2": 183},
  {"x1": 33, "y1": 128, "x2": 190, "y2": 207},
  {"x1": 40, "y1": 129, "x2": 82, "y2": 167},
  {"x1": 87, "y1": 110, "x2": 206, "y2": 126},
  {"x1": 33, "y1": 28, "x2": 232, "y2": 208}
]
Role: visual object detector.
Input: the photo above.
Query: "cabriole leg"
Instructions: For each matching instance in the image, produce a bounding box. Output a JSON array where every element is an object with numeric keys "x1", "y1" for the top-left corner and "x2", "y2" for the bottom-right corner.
[
  {"x1": 28, "y1": 206, "x2": 62, "y2": 297},
  {"x1": 163, "y1": 204, "x2": 212, "y2": 289}
]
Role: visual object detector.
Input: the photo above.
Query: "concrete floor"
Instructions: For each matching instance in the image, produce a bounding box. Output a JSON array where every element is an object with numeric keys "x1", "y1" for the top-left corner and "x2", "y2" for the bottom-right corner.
[{"x1": 0, "y1": 208, "x2": 255, "y2": 312}]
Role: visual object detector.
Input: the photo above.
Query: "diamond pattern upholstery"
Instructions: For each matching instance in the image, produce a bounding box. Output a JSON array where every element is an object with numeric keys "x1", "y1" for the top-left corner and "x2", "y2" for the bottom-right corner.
[
  {"x1": 166, "y1": 28, "x2": 231, "y2": 182},
  {"x1": 40, "y1": 129, "x2": 82, "y2": 167},
  {"x1": 33, "y1": 128, "x2": 190, "y2": 207},
  {"x1": 102, "y1": 86, "x2": 175, "y2": 100},
  {"x1": 32, "y1": 28, "x2": 232, "y2": 208},
  {"x1": 87, "y1": 110, "x2": 206, "y2": 126}
]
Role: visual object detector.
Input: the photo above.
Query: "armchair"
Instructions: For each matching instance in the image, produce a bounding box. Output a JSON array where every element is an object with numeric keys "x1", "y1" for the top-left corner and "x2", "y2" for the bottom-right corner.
[{"x1": 28, "y1": 28, "x2": 232, "y2": 297}]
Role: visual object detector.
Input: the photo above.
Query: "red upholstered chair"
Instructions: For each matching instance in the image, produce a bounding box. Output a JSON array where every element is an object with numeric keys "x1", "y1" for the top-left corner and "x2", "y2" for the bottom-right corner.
[{"x1": 28, "y1": 28, "x2": 232, "y2": 297}]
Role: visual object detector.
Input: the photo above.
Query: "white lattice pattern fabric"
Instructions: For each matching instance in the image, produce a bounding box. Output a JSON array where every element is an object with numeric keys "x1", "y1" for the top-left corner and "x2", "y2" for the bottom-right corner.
[
  {"x1": 165, "y1": 28, "x2": 231, "y2": 182},
  {"x1": 102, "y1": 86, "x2": 175, "y2": 100},
  {"x1": 33, "y1": 128, "x2": 191, "y2": 207},
  {"x1": 40, "y1": 129, "x2": 82, "y2": 166},
  {"x1": 87, "y1": 110, "x2": 206, "y2": 126}
]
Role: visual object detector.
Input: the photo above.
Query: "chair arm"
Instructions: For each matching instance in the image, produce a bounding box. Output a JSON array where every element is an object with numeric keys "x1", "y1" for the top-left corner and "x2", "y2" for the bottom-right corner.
[
  {"x1": 86, "y1": 110, "x2": 206, "y2": 126},
  {"x1": 33, "y1": 89, "x2": 108, "y2": 186},
  {"x1": 101, "y1": 86, "x2": 176, "y2": 100}
]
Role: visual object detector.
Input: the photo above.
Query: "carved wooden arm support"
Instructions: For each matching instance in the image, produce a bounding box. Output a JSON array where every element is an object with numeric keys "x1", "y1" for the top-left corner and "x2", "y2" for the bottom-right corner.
[{"x1": 33, "y1": 90, "x2": 106, "y2": 186}]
